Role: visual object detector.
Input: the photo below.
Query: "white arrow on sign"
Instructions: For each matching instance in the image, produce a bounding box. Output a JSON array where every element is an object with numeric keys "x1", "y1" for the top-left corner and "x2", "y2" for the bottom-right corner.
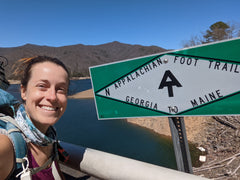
[{"x1": 96, "y1": 54, "x2": 240, "y2": 115}]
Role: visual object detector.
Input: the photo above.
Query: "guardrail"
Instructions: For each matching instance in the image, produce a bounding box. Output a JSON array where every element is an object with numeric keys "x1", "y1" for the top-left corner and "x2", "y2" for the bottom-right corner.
[{"x1": 60, "y1": 141, "x2": 208, "y2": 179}]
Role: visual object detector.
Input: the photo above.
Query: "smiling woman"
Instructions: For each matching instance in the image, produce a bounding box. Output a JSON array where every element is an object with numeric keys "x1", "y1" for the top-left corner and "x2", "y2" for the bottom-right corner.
[
  {"x1": 0, "y1": 56, "x2": 70, "y2": 180},
  {"x1": 20, "y1": 61, "x2": 68, "y2": 133}
]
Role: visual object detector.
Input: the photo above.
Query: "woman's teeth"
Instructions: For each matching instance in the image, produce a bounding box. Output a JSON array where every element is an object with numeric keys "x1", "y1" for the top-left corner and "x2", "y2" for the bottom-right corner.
[{"x1": 41, "y1": 106, "x2": 57, "y2": 111}]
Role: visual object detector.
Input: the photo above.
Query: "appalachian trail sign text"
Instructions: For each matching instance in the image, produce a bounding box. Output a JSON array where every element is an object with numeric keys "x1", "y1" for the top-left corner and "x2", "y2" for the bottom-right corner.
[{"x1": 90, "y1": 38, "x2": 240, "y2": 120}]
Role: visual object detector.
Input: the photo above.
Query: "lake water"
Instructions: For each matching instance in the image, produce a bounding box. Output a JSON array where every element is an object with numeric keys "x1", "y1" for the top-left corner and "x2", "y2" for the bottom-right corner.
[{"x1": 7, "y1": 79, "x2": 177, "y2": 169}]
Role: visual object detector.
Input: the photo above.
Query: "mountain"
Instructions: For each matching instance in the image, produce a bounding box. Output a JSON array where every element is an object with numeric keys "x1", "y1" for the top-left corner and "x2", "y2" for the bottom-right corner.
[{"x1": 0, "y1": 41, "x2": 167, "y2": 78}]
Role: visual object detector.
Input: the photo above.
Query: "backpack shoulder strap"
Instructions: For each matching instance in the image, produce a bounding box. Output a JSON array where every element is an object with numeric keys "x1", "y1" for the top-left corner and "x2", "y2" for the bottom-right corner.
[{"x1": 0, "y1": 115, "x2": 28, "y2": 170}]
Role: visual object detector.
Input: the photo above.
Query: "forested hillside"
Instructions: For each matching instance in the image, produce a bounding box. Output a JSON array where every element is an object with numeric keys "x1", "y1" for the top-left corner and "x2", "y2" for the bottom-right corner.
[{"x1": 0, "y1": 41, "x2": 167, "y2": 79}]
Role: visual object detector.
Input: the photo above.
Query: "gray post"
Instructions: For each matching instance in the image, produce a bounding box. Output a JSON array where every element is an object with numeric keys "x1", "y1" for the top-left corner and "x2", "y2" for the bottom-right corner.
[{"x1": 169, "y1": 117, "x2": 193, "y2": 173}]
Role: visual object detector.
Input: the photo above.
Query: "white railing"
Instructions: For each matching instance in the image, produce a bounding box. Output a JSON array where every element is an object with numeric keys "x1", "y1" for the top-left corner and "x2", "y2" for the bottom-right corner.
[{"x1": 60, "y1": 141, "x2": 208, "y2": 180}]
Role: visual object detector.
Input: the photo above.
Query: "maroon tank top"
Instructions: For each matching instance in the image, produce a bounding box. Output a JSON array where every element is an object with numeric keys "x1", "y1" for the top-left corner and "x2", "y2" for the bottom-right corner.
[{"x1": 27, "y1": 150, "x2": 55, "y2": 180}]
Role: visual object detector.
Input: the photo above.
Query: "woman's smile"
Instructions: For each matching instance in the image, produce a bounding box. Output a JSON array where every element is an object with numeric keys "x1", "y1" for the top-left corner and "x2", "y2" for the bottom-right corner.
[{"x1": 39, "y1": 105, "x2": 59, "y2": 111}]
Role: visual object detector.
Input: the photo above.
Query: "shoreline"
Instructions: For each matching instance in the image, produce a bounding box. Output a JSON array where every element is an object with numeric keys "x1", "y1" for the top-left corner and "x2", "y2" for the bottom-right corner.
[
  {"x1": 70, "y1": 76, "x2": 91, "y2": 80},
  {"x1": 126, "y1": 116, "x2": 209, "y2": 145},
  {"x1": 8, "y1": 77, "x2": 91, "y2": 85},
  {"x1": 7, "y1": 79, "x2": 95, "y2": 99},
  {"x1": 8, "y1": 79, "x2": 21, "y2": 84},
  {"x1": 68, "y1": 89, "x2": 94, "y2": 99}
]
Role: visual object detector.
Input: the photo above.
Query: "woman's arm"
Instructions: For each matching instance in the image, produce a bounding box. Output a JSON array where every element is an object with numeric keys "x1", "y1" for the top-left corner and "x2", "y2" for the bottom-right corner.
[{"x1": 0, "y1": 135, "x2": 14, "y2": 180}]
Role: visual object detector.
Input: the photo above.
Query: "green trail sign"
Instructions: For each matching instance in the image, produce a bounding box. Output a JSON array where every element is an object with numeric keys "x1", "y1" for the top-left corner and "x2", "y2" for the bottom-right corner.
[{"x1": 90, "y1": 38, "x2": 240, "y2": 119}]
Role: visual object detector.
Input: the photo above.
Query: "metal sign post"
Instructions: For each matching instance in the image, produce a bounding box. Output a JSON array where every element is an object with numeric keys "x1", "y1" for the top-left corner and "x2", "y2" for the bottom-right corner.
[{"x1": 169, "y1": 117, "x2": 193, "y2": 173}]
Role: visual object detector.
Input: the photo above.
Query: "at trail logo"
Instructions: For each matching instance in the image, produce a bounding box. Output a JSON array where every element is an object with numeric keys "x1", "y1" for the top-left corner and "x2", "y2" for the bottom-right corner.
[{"x1": 158, "y1": 70, "x2": 182, "y2": 97}]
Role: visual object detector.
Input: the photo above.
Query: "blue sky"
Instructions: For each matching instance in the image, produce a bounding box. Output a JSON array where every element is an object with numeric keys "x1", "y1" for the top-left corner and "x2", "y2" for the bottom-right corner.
[{"x1": 0, "y1": 0, "x2": 239, "y2": 50}]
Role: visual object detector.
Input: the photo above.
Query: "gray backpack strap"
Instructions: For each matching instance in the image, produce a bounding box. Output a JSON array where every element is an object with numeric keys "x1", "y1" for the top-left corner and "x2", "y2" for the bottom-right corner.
[
  {"x1": 0, "y1": 115, "x2": 28, "y2": 169},
  {"x1": 31, "y1": 156, "x2": 54, "y2": 175}
]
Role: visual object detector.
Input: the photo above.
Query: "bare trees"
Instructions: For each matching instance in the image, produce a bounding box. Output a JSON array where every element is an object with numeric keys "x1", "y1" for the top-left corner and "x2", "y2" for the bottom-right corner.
[{"x1": 183, "y1": 21, "x2": 240, "y2": 48}]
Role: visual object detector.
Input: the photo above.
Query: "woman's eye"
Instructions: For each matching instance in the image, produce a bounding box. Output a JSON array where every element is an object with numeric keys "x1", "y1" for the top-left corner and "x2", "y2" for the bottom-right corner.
[
  {"x1": 37, "y1": 84, "x2": 47, "y2": 89},
  {"x1": 57, "y1": 87, "x2": 67, "y2": 94}
]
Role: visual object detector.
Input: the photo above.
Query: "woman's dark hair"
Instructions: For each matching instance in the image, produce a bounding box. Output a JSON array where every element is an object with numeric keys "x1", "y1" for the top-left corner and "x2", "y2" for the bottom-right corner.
[{"x1": 13, "y1": 56, "x2": 70, "y2": 88}]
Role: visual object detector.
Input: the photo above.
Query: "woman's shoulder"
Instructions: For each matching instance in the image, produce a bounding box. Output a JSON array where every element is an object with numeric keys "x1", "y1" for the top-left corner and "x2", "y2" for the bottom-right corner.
[
  {"x1": 0, "y1": 134, "x2": 14, "y2": 157},
  {"x1": 0, "y1": 134, "x2": 14, "y2": 179}
]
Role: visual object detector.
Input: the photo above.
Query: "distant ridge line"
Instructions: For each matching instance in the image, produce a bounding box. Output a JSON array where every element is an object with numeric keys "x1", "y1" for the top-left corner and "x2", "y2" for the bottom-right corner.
[{"x1": 0, "y1": 41, "x2": 167, "y2": 78}]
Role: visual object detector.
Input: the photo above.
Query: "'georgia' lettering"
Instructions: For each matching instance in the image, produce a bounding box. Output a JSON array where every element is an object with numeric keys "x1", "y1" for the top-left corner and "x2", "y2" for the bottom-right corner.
[{"x1": 126, "y1": 96, "x2": 158, "y2": 110}]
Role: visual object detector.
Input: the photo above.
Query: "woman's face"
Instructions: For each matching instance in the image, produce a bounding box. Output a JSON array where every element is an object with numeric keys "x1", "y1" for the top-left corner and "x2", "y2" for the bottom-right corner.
[{"x1": 21, "y1": 62, "x2": 68, "y2": 133}]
